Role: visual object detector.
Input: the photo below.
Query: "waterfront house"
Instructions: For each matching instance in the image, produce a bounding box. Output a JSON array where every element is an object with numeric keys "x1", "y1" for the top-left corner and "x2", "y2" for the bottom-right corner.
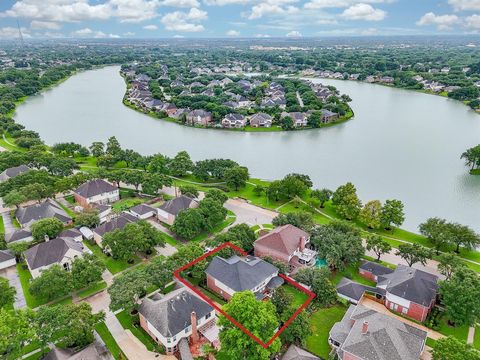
[
  {"x1": 249, "y1": 113, "x2": 273, "y2": 127},
  {"x1": 186, "y1": 110, "x2": 212, "y2": 126},
  {"x1": 329, "y1": 304, "x2": 427, "y2": 360},
  {"x1": 206, "y1": 255, "x2": 282, "y2": 300},
  {"x1": 254, "y1": 224, "x2": 316, "y2": 273},
  {"x1": 15, "y1": 199, "x2": 72, "y2": 230},
  {"x1": 139, "y1": 287, "x2": 217, "y2": 355},
  {"x1": 222, "y1": 113, "x2": 246, "y2": 128},
  {"x1": 157, "y1": 195, "x2": 198, "y2": 225},
  {"x1": 0, "y1": 164, "x2": 30, "y2": 182},
  {"x1": 281, "y1": 112, "x2": 308, "y2": 127},
  {"x1": 74, "y1": 179, "x2": 119, "y2": 208},
  {"x1": 24, "y1": 237, "x2": 87, "y2": 278},
  {"x1": 321, "y1": 109, "x2": 339, "y2": 123}
]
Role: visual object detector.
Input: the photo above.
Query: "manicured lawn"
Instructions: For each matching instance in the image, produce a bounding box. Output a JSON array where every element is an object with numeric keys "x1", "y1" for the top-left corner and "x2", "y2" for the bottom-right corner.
[
  {"x1": 56, "y1": 200, "x2": 75, "y2": 218},
  {"x1": 306, "y1": 305, "x2": 348, "y2": 359},
  {"x1": 0, "y1": 133, "x2": 26, "y2": 152},
  {"x1": 436, "y1": 314, "x2": 469, "y2": 342},
  {"x1": 190, "y1": 212, "x2": 236, "y2": 242},
  {"x1": 112, "y1": 197, "x2": 145, "y2": 212},
  {"x1": 95, "y1": 322, "x2": 124, "y2": 360},
  {"x1": 470, "y1": 169, "x2": 480, "y2": 175},
  {"x1": 244, "y1": 125, "x2": 283, "y2": 132},
  {"x1": 426, "y1": 337, "x2": 436, "y2": 348},
  {"x1": 116, "y1": 310, "x2": 161, "y2": 352},
  {"x1": 63, "y1": 195, "x2": 76, "y2": 204},
  {"x1": 77, "y1": 281, "x2": 107, "y2": 299},
  {"x1": 10, "y1": 210, "x2": 20, "y2": 229},
  {"x1": 0, "y1": 215, "x2": 4, "y2": 234},
  {"x1": 83, "y1": 241, "x2": 140, "y2": 274},
  {"x1": 283, "y1": 284, "x2": 309, "y2": 308},
  {"x1": 161, "y1": 232, "x2": 178, "y2": 247},
  {"x1": 474, "y1": 326, "x2": 480, "y2": 349}
]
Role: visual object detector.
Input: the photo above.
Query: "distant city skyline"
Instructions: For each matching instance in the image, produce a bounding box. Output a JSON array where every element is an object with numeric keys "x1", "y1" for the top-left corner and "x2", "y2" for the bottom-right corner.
[{"x1": 0, "y1": 0, "x2": 480, "y2": 39}]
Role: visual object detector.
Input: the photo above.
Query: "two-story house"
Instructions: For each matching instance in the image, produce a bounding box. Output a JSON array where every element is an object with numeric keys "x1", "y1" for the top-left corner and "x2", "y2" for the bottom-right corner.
[
  {"x1": 139, "y1": 287, "x2": 217, "y2": 355},
  {"x1": 206, "y1": 255, "x2": 283, "y2": 301},
  {"x1": 254, "y1": 224, "x2": 316, "y2": 273},
  {"x1": 74, "y1": 179, "x2": 120, "y2": 207}
]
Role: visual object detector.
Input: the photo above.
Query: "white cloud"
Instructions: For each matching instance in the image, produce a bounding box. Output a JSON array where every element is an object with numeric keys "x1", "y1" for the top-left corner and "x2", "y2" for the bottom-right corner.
[
  {"x1": 286, "y1": 30, "x2": 302, "y2": 37},
  {"x1": 72, "y1": 27, "x2": 120, "y2": 38},
  {"x1": 0, "y1": 26, "x2": 31, "y2": 39},
  {"x1": 248, "y1": 0, "x2": 299, "y2": 20},
  {"x1": 255, "y1": 33, "x2": 271, "y2": 37},
  {"x1": 341, "y1": 3, "x2": 386, "y2": 21},
  {"x1": 361, "y1": 27, "x2": 378, "y2": 35},
  {"x1": 305, "y1": 0, "x2": 387, "y2": 9},
  {"x1": 123, "y1": 31, "x2": 136, "y2": 36},
  {"x1": 416, "y1": 12, "x2": 459, "y2": 31},
  {"x1": 143, "y1": 24, "x2": 158, "y2": 30},
  {"x1": 161, "y1": 8, "x2": 207, "y2": 32},
  {"x1": 30, "y1": 20, "x2": 61, "y2": 30},
  {"x1": 465, "y1": 14, "x2": 480, "y2": 28},
  {"x1": 203, "y1": 0, "x2": 252, "y2": 5},
  {"x1": 448, "y1": 0, "x2": 480, "y2": 11},
  {"x1": 160, "y1": 0, "x2": 200, "y2": 7},
  {"x1": 173, "y1": 34, "x2": 185, "y2": 37},
  {"x1": 226, "y1": 29, "x2": 240, "y2": 36},
  {"x1": 107, "y1": 0, "x2": 160, "y2": 23}
]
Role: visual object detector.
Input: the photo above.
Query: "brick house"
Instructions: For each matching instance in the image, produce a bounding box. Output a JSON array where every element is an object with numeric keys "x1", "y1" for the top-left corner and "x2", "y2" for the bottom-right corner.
[
  {"x1": 249, "y1": 113, "x2": 273, "y2": 128},
  {"x1": 358, "y1": 261, "x2": 394, "y2": 282},
  {"x1": 329, "y1": 304, "x2": 427, "y2": 360},
  {"x1": 205, "y1": 255, "x2": 283, "y2": 301},
  {"x1": 186, "y1": 109, "x2": 212, "y2": 126},
  {"x1": 139, "y1": 287, "x2": 217, "y2": 355},
  {"x1": 254, "y1": 224, "x2": 317, "y2": 273},
  {"x1": 157, "y1": 195, "x2": 198, "y2": 226},
  {"x1": 74, "y1": 179, "x2": 119, "y2": 208}
]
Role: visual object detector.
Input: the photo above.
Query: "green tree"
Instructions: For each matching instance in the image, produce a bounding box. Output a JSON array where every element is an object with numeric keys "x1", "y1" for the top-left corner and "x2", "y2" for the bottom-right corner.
[
  {"x1": 179, "y1": 185, "x2": 199, "y2": 198},
  {"x1": 204, "y1": 188, "x2": 228, "y2": 204},
  {"x1": 147, "y1": 153, "x2": 169, "y2": 174},
  {"x1": 89, "y1": 142, "x2": 105, "y2": 158},
  {"x1": 75, "y1": 210, "x2": 100, "y2": 228},
  {"x1": 461, "y1": 145, "x2": 480, "y2": 171},
  {"x1": 169, "y1": 150, "x2": 194, "y2": 176},
  {"x1": 108, "y1": 269, "x2": 151, "y2": 311},
  {"x1": 171, "y1": 208, "x2": 204, "y2": 240},
  {"x1": 332, "y1": 182, "x2": 362, "y2": 220},
  {"x1": 380, "y1": 199, "x2": 405, "y2": 230},
  {"x1": 437, "y1": 253, "x2": 465, "y2": 280},
  {"x1": 448, "y1": 223, "x2": 479, "y2": 253},
  {"x1": 395, "y1": 243, "x2": 432, "y2": 267},
  {"x1": 432, "y1": 336, "x2": 480, "y2": 360},
  {"x1": 2, "y1": 190, "x2": 26, "y2": 208},
  {"x1": 366, "y1": 235, "x2": 392, "y2": 261},
  {"x1": 294, "y1": 267, "x2": 337, "y2": 307},
  {"x1": 280, "y1": 308, "x2": 311, "y2": 346},
  {"x1": 271, "y1": 286, "x2": 293, "y2": 317},
  {"x1": 30, "y1": 217, "x2": 64, "y2": 241},
  {"x1": 105, "y1": 136, "x2": 122, "y2": 160},
  {"x1": 359, "y1": 200, "x2": 382, "y2": 229},
  {"x1": 0, "y1": 308, "x2": 36, "y2": 360},
  {"x1": 419, "y1": 218, "x2": 450, "y2": 254},
  {"x1": 71, "y1": 253, "x2": 105, "y2": 289},
  {"x1": 272, "y1": 211, "x2": 314, "y2": 231},
  {"x1": 311, "y1": 188, "x2": 332, "y2": 208},
  {"x1": 225, "y1": 166, "x2": 249, "y2": 191},
  {"x1": 0, "y1": 277, "x2": 15, "y2": 309},
  {"x1": 29, "y1": 265, "x2": 73, "y2": 301},
  {"x1": 218, "y1": 291, "x2": 281, "y2": 360}
]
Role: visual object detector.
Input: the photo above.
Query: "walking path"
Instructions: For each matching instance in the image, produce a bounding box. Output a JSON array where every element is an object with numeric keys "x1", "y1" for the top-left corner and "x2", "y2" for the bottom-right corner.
[
  {"x1": 296, "y1": 91, "x2": 304, "y2": 107},
  {"x1": 468, "y1": 326, "x2": 476, "y2": 344},
  {"x1": 360, "y1": 297, "x2": 445, "y2": 340}
]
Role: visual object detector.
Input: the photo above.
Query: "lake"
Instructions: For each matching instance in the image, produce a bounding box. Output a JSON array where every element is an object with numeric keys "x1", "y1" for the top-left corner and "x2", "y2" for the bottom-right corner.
[{"x1": 14, "y1": 66, "x2": 480, "y2": 232}]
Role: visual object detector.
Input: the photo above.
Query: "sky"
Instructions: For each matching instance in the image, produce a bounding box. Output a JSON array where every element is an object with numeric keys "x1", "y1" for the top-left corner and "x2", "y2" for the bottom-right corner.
[{"x1": 0, "y1": 0, "x2": 479, "y2": 39}]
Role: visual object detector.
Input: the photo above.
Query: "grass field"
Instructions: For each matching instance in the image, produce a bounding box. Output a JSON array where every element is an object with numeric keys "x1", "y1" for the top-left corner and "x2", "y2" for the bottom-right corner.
[
  {"x1": 306, "y1": 305, "x2": 348, "y2": 359},
  {"x1": 283, "y1": 284, "x2": 309, "y2": 308},
  {"x1": 77, "y1": 281, "x2": 107, "y2": 299},
  {"x1": 116, "y1": 310, "x2": 162, "y2": 352},
  {"x1": 95, "y1": 322, "x2": 124, "y2": 360}
]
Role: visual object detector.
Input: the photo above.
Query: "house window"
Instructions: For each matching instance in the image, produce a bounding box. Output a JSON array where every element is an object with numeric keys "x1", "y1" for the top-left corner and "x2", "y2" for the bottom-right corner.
[
  {"x1": 402, "y1": 307, "x2": 408, "y2": 314},
  {"x1": 205, "y1": 313, "x2": 211, "y2": 319},
  {"x1": 173, "y1": 336, "x2": 176, "y2": 341},
  {"x1": 167, "y1": 338, "x2": 171, "y2": 343}
]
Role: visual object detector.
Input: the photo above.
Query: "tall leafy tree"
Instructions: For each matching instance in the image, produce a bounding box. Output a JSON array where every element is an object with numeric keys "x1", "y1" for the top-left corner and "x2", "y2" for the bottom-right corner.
[
  {"x1": 168, "y1": 150, "x2": 194, "y2": 177},
  {"x1": 31, "y1": 217, "x2": 64, "y2": 241},
  {"x1": 419, "y1": 217, "x2": 450, "y2": 254},
  {"x1": 108, "y1": 269, "x2": 151, "y2": 311},
  {"x1": 395, "y1": 243, "x2": 432, "y2": 267},
  {"x1": 310, "y1": 188, "x2": 332, "y2": 208},
  {"x1": 380, "y1": 199, "x2": 405, "y2": 230},
  {"x1": 432, "y1": 336, "x2": 480, "y2": 360},
  {"x1": 225, "y1": 166, "x2": 249, "y2": 191},
  {"x1": 218, "y1": 291, "x2": 281, "y2": 360},
  {"x1": 0, "y1": 308, "x2": 36, "y2": 360},
  {"x1": 332, "y1": 182, "x2": 362, "y2": 220},
  {"x1": 29, "y1": 265, "x2": 73, "y2": 301},
  {"x1": 440, "y1": 267, "x2": 480, "y2": 326},
  {"x1": 71, "y1": 253, "x2": 105, "y2": 289},
  {"x1": 0, "y1": 277, "x2": 15, "y2": 309},
  {"x1": 359, "y1": 200, "x2": 382, "y2": 229},
  {"x1": 171, "y1": 208, "x2": 204, "y2": 240},
  {"x1": 437, "y1": 253, "x2": 465, "y2": 280},
  {"x1": 366, "y1": 235, "x2": 392, "y2": 261}
]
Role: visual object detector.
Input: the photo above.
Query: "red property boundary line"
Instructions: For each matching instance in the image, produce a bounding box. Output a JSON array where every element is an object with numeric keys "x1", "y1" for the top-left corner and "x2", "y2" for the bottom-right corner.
[{"x1": 173, "y1": 242, "x2": 316, "y2": 349}]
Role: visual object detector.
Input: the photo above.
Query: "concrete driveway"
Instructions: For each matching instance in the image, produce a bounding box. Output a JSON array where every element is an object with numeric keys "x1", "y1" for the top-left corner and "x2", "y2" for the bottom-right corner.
[
  {"x1": 1, "y1": 211, "x2": 15, "y2": 235},
  {"x1": 224, "y1": 198, "x2": 278, "y2": 227},
  {"x1": 0, "y1": 265, "x2": 26, "y2": 308}
]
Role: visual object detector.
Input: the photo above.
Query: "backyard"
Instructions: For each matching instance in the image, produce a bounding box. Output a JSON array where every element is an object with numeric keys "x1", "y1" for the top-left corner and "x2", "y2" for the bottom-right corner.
[{"x1": 82, "y1": 240, "x2": 141, "y2": 274}]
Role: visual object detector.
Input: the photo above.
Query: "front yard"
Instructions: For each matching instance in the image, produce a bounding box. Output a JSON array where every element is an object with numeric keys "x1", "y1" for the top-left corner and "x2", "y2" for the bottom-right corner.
[
  {"x1": 306, "y1": 304, "x2": 348, "y2": 359},
  {"x1": 83, "y1": 240, "x2": 140, "y2": 274},
  {"x1": 95, "y1": 322, "x2": 124, "y2": 360}
]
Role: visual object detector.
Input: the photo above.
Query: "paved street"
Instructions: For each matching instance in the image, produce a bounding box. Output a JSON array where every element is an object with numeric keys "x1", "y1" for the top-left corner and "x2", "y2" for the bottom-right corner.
[
  {"x1": 0, "y1": 265, "x2": 26, "y2": 308},
  {"x1": 224, "y1": 198, "x2": 278, "y2": 227}
]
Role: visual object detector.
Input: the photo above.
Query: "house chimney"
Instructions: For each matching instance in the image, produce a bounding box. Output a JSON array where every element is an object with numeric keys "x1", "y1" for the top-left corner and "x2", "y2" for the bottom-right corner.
[
  {"x1": 190, "y1": 311, "x2": 198, "y2": 344},
  {"x1": 299, "y1": 236, "x2": 306, "y2": 251},
  {"x1": 44, "y1": 234, "x2": 50, "y2": 242},
  {"x1": 361, "y1": 321, "x2": 369, "y2": 335}
]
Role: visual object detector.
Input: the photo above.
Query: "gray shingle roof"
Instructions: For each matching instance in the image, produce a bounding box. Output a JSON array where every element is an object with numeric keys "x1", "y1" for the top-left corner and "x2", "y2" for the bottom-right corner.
[
  {"x1": 282, "y1": 345, "x2": 320, "y2": 360},
  {"x1": 332, "y1": 305, "x2": 427, "y2": 360},
  {"x1": 15, "y1": 199, "x2": 72, "y2": 226},
  {"x1": 360, "y1": 261, "x2": 394, "y2": 277},
  {"x1": 377, "y1": 265, "x2": 438, "y2": 307},
  {"x1": 59, "y1": 228, "x2": 82, "y2": 239},
  {"x1": 0, "y1": 165, "x2": 30, "y2": 181},
  {"x1": 75, "y1": 179, "x2": 117, "y2": 199},
  {"x1": 130, "y1": 203, "x2": 155, "y2": 216},
  {"x1": 0, "y1": 249, "x2": 14, "y2": 263},
  {"x1": 138, "y1": 288, "x2": 213, "y2": 338},
  {"x1": 5, "y1": 229, "x2": 32, "y2": 244},
  {"x1": 93, "y1": 213, "x2": 138, "y2": 237},
  {"x1": 24, "y1": 237, "x2": 84, "y2": 270},
  {"x1": 158, "y1": 195, "x2": 197, "y2": 216},
  {"x1": 336, "y1": 278, "x2": 384, "y2": 302},
  {"x1": 205, "y1": 255, "x2": 278, "y2": 292}
]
